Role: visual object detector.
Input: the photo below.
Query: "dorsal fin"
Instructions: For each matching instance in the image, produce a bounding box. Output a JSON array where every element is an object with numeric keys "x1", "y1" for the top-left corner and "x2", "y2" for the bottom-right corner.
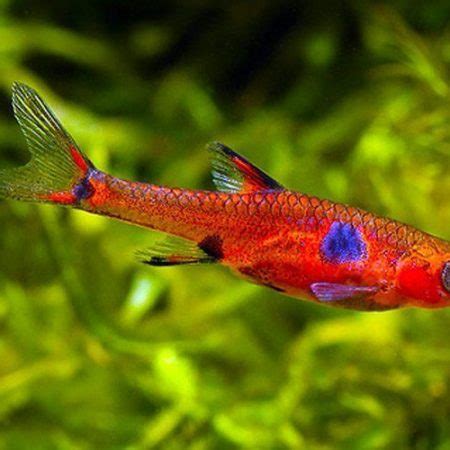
[{"x1": 207, "y1": 142, "x2": 283, "y2": 193}]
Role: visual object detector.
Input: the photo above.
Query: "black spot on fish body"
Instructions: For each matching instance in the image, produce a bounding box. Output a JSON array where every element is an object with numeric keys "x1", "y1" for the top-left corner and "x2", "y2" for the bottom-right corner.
[
  {"x1": 320, "y1": 221, "x2": 367, "y2": 264},
  {"x1": 73, "y1": 174, "x2": 94, "y2": 201},
  {"x1": 199, "y1": 235, "x2": 223, "y2": 260}
]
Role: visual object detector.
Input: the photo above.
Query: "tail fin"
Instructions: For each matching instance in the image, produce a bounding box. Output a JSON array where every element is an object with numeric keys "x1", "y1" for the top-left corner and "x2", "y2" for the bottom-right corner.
[{"x1": 0, "y1": 82, "x2": 93, "y2": 205}]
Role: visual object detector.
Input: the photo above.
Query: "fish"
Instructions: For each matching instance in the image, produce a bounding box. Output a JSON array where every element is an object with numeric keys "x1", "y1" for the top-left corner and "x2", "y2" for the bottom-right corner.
[{"x1": 2, "y1": 82, "x2": 450, "y2": 312}]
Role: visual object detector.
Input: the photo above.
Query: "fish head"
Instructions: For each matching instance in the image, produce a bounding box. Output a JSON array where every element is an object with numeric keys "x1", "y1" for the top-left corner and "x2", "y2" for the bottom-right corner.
[{"x1": 396, "y1": 240, "x2": 450, "y2": 308}]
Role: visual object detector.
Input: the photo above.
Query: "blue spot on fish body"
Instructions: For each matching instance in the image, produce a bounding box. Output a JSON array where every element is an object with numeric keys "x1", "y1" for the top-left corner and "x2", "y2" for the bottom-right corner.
[{"x1": 321, "y1": 221, "x2": 367, "y2": 264}]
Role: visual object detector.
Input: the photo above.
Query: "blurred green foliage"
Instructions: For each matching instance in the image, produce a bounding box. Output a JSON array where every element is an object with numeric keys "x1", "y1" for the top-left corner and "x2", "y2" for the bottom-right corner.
[{"x1": 2, "y1": 1, "x2": 450, "y2": 449}]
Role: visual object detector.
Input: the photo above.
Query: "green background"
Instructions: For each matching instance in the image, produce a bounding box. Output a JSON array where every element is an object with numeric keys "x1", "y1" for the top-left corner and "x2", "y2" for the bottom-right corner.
[{"x1": 1, "y1": 2, "x2": 450, "y2": 449}]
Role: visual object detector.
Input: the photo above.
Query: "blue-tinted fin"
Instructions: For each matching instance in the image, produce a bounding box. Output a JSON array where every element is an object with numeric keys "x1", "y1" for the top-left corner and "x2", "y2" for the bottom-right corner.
[
  {"x1": 310, "y1": 282, "x2": 379, "y2": 302},
  {"x1": 207, "y1": 142, "x2": 284, "y2": 193},
  {"x1": 137, "y1": 235, "x2": 219, "y2": 266}
]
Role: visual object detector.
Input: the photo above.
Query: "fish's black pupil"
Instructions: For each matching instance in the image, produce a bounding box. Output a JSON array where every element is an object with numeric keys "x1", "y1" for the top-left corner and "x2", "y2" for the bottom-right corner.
[{"x1": 442, "y1": 262, "x2": 450, "y2": 293}]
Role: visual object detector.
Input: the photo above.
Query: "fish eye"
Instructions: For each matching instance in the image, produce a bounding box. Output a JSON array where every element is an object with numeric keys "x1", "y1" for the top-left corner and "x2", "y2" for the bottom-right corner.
[{"x1": 442, "y1": 262, "x2": 450, "y2": 293}]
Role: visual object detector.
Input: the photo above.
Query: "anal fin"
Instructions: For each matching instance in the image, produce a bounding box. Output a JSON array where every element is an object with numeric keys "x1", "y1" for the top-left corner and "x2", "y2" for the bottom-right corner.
[{"x1": 137, "y1": 235, "x2": 219, "y2": 266}]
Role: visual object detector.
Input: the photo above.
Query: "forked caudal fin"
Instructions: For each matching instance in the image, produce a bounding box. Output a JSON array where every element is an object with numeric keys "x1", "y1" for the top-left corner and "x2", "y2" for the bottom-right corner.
[{"x1": 0, "y1": 82, "x2": 94, "y2": 205}]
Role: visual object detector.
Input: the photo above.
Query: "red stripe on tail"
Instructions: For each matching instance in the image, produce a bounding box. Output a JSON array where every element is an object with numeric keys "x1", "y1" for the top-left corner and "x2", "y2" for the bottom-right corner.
[
  {"x1": 46, "y1": 191, "x2": 76, "y2": 205},
  {"x1": 70, "y1": 146, "x2": 89, "y2": 173}
]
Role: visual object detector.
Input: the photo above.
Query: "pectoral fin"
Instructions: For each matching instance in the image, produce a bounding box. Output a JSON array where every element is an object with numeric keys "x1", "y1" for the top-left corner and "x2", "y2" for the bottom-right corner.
[{"x1": 310, "y1": 282, "x2": 379, "y2": 302}]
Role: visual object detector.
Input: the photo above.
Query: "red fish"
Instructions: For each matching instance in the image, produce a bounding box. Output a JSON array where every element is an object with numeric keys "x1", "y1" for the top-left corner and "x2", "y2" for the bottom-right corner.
[{"x1": 2, "y1": 83, "x2": 450, "y2": 311}]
